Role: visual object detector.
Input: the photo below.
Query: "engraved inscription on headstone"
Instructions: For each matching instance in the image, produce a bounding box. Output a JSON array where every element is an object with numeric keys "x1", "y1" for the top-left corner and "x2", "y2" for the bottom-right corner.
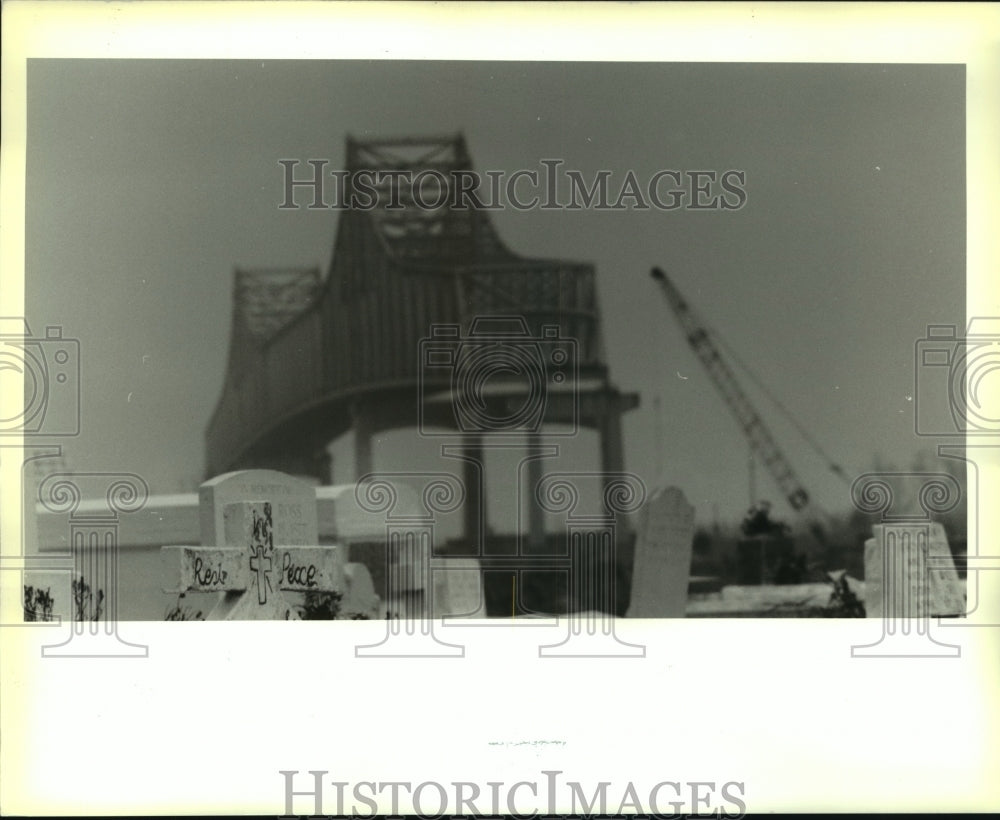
[
  {"x1": 163, "y1": 469, "x2": 493, "y2": 621},
  {"x1": 626, "y1": 486, "x2": 695, "y2": 618},
  {"x1": 163, "y1": 483, "x2": 347, "y2": 619},
  {"x1": 199, "y1": 469, "x2": 318, "y2": 548}
]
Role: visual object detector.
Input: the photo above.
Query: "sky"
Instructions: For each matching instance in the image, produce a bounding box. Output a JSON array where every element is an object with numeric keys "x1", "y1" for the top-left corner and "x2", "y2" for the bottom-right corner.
[
  {"x1": 23, "y1": 59, "x2": 965, "y2": 529},
  {"x1": 6, "y1": 9, "x2": 1000, "y2": 815}
]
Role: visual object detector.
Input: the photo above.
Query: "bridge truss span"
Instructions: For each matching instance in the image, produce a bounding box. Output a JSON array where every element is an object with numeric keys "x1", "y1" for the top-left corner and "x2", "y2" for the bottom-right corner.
[{"x1": 205, "y1": 134, "x2": 639, "y2": 495}]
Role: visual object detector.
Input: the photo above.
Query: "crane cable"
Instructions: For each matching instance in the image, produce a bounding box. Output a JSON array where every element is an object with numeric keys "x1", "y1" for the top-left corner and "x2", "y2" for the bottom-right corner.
[{"x1": 704, "y1": 321, "x2": 854, "y2": 488}]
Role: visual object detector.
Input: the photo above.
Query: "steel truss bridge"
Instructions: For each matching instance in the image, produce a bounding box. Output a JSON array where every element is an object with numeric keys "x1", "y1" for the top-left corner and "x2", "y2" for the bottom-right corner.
[{"x1": 206, "y1": 135, "x2": 639, "y2": 595}]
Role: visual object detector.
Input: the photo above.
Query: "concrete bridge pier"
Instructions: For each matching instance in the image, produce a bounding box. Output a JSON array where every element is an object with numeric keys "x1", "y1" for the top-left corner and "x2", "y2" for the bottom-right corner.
[
  {"x1": 460, "y1": 433, "x2": 484, "y2": 552},
  {"x1": 353, "y1": 403, "x2": 373, "y2": 479},
  {"x1": 600, "y1": 403, "x2": 627, "y2": 513},
  {"x1": 526, "y1": 432, "x2": 546, "y2": 552},
  {"x1": 263, "y1": 447, "x2": 332, "y2": 486}
]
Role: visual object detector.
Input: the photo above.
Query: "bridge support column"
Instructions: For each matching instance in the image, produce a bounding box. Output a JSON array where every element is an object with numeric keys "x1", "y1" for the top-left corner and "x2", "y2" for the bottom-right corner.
[
  {"x1": 526, "y1": 431, "x2": 545, "y2": 551},
  {"x1": 599, "y1": 401, "x2": 631, "y2": 614},
  {"x1": 295, "y1": 447, "x2": 331, "y2": 486},
  {"x1": 353, "y1": 405, "x2": 373, "y2": 479},
  {"x1": 461, "y1": 434, "x2": 484, "y2": 551},
  {"x1": 599, "y1": 404, "x2": 625, "y2": 478}
]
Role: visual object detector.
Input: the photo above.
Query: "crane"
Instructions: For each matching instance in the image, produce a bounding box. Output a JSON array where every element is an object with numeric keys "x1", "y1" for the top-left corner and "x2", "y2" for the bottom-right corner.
[{"x1": 650, "y1": 266, "x2": 843, "y2": 545}]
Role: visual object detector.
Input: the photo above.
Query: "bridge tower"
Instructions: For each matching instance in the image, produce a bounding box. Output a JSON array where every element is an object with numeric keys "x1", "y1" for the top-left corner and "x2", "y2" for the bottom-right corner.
[{"x1": 206, "y1": 134, "x2": 639, "y2": 561}]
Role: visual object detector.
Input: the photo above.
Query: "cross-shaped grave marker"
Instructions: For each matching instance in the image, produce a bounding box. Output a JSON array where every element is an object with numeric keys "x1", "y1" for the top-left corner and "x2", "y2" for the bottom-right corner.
[
  {"x1": 163, "y1": 500, "x2": 346, "y2": 619},
  {"x1": 161, "y1": 470, "x2": 351, "y2": 620}
]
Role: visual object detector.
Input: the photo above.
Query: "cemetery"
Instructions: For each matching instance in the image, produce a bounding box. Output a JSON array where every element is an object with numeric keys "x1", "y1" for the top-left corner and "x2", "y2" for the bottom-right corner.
[
  {"x1": 22, "y1": 466, "x2": 967, "y2": 625},
  {"x1": 17, "y1": 136, "x2": 968, "y2": 629}
]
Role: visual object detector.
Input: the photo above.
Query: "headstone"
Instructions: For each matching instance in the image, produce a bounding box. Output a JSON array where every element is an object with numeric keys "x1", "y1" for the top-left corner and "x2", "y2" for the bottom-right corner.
[
  {"x1": 927, "y1": 524, "x2": 966, "y2": 615},
  {"x1": 165, "y1": 470, "x2": 489, "y2": 621},
  {"x1": 864, "y1": 521, "x2": 965, "y2": 618},
  {"x1": 378, "y1": 546, "x2": 486, "y2": 619},
  {"x1": 315, "y1": 482, "x2": 423, "y2": 608},
  {"x1": 199, "y1": 469, "x2": 318, "y2": 549},
  {"x1": 161, "y1": 490, "x2": 347, "y2": 620},
  {"x1": 315, "y1": 482, "x2": 421, "y2": 541},
  {"x1": 626, "y1": 486, "x2": 695, "y2": 618},
  {"x1": 862, "y1": 535, "x2": 882, "y2": 618},
  {"x1": 382, "y1": 533, "x2": 429, "y2": 619},
  {"x1": 433, "y1": 558, "x2": 486, "y2": 618},
  {"x1": 340, "y1": 563, "x2": 381, "y2": 619}
]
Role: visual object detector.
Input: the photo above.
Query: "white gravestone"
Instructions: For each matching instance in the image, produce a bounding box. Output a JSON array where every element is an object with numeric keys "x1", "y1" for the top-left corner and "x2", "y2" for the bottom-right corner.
[
  {"x1": 382, "y1": 541, "x2": 485, "y2": 619},
  {"x1": 180, "y1": 470, "x2": 381, "y2": 619},
  {"x1": 432, "y1": 558, "x2": 486, "y2": 618},
  {"x1": 626, "y1": 486, "x2": 696, "y2": 618},
  {"x1": 341, "y1": 564, "x2": 381, "y2": 620},
  {"x1": 195, "y1": 470, "x2": 326, "y2": 619},
  {"x1": 199, "y1": 469, "x2": 318, "y2": 550},
  {"x1": 163, "y1": 500, "x2": 347, "y2": 620},
  {"x1": 863, "y1": 521, "x2": 965, "y2": 619}
]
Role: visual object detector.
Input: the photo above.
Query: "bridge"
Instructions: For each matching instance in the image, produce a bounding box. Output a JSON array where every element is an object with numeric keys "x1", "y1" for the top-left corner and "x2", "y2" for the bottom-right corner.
[{"x1": 206, "y1": 134, "x2": 639, "y2": 555}]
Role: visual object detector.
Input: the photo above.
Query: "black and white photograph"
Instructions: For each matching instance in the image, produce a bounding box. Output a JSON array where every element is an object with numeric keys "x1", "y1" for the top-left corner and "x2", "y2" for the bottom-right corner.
[{"x1": 2, "y1": 3, "x2": 998, "y2": 816}]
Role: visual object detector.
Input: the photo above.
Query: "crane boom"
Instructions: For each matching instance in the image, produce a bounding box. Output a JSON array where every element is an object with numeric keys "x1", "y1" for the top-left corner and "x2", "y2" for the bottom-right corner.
[{"x1": 651, "y1": 266, "x2": 812, "y2": 512}]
